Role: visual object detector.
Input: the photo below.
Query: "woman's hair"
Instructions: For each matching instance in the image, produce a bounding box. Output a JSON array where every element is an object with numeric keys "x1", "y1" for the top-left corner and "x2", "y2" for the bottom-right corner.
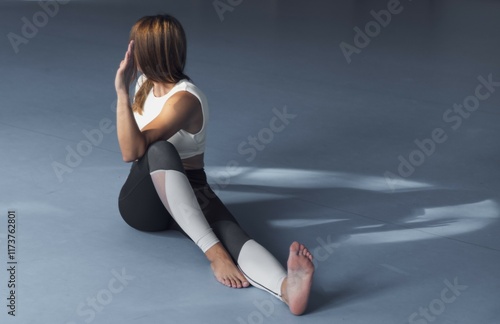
[{"x1": 129, "y1": 14, "x2": 190, "y2": 114}]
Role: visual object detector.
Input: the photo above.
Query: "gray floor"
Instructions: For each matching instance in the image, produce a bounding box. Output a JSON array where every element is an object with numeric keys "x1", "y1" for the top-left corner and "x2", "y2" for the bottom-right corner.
[{"x1": 1, "y1": 0, "x2": 499, "y2": 323}]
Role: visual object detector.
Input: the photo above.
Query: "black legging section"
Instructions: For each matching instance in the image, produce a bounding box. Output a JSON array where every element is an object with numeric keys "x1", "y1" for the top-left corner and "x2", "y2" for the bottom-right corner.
[{"x1": 118, "y1": 141, "x2": 251, "y2": 262}]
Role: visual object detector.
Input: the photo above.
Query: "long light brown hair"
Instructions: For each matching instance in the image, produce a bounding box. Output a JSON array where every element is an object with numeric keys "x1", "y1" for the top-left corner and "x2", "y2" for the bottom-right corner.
[{"x1": 129, "y1": 14, "x2": 190, "y2": 114}]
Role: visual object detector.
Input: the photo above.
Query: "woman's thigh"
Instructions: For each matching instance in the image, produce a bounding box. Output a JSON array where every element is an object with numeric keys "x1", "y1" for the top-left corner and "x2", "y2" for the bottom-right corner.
[{"x1": 118, "y1": 155, "x2": 172, "y2": 232}]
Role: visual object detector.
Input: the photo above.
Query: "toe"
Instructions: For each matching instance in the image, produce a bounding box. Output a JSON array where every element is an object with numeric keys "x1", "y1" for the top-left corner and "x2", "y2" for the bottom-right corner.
[
  {"x1": 233, "y1": 277, "x2": 242, "y2": 288},
  {"x1": 237, "y1": 273, "x2": 249, "y2": 288}
]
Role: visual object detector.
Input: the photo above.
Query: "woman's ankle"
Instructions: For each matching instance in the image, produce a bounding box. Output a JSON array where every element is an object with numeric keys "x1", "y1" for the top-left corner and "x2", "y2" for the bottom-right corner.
[{"x1": 205, "y1": 242, "x2": 229, "y2": 262}]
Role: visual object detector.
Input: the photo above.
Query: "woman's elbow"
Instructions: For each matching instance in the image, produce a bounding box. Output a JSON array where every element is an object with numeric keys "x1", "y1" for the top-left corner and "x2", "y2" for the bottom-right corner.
[
  {"x1": 122, "y1": 155, "x2": 135, "y2": 163},
  {"x1": 121, "y1": 150, "x2": 138, "y2": 163},
  {"x1": 119, "y1": 137, "x2": 147, "y2": 162},
  {"x1": 121, "y1": 148, "x2": 146, "y2": 163}
]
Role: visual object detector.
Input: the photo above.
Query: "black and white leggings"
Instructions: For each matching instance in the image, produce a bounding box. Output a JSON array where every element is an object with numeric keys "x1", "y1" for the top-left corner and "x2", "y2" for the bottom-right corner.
[{"x1": 118, "y1": 141, "x2": 286, "y2": 300}]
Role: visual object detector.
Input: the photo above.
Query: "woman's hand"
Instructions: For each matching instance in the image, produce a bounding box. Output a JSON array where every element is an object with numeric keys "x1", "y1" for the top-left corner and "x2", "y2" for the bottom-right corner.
[{"x1": 115, "y1": 40, "x2": 135, "y2": 95}]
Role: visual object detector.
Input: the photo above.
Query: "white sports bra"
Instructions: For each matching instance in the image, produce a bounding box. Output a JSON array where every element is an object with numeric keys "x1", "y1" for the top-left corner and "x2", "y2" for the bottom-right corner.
[{"x1": 133, "y1": 75, "x2": 208, "y2": 160}]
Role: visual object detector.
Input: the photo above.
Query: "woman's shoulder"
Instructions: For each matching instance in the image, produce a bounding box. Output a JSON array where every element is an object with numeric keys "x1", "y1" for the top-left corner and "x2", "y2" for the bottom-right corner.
[
  {"x1": 173, "y1": 80, "x2": 208, "y2": 115},
  {"x1": 134, "y1": 75, "x2": 205, "y2": 100},
  {"x1": 177, "y1": 79, "x2": 206, "y2": 99}
]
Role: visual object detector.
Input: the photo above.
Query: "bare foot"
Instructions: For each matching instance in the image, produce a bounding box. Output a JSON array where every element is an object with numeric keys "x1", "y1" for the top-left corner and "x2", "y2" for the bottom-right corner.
[
  {"x1": 205, "y1": 243, "x2": 250, "y2": 289},
  {"x1": 281, "y1": 242, "x2": 314, "y2": 315}
]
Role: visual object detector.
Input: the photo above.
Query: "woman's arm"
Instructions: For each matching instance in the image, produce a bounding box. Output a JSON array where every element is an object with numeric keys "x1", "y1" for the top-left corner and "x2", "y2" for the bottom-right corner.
[
  {"x1": 116, "y1": 91, "x2": 146, "y2": 162},
  {"x1": 114, "y1": 41, "x2": 200, "y2": 162},
  {"x1": 114, "y1": 40, "x2": 145, "y2": 162}
]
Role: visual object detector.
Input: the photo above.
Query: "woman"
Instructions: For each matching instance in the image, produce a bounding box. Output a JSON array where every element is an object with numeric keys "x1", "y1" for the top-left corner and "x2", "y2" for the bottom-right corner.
[{"x1": 114, "y1": 14, "x2": 314, "y2": 315}]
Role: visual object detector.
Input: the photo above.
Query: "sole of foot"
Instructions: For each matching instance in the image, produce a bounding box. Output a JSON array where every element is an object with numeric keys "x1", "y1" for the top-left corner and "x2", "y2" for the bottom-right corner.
[{"x1": 285, "y1": 241, "x2": 315, "y2": 315}]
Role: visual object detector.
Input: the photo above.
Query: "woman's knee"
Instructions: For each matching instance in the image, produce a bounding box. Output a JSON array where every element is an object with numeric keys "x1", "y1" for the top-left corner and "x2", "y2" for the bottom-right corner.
[{"x1": 146, "y1": 141, "x2": 184, "y2": 173}]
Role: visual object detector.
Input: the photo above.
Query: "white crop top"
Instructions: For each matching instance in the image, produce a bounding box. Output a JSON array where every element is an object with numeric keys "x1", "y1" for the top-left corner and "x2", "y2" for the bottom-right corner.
[{"x1": 133, "y1": 75, "x2": 208, "y2": 159}]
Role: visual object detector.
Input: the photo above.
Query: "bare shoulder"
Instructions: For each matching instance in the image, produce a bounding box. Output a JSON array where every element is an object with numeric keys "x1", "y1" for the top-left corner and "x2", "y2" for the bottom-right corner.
[
  {"x1": 164, "y1": 90, "x2": 203, "y2": 133},
  {"x1": 167, "y1": 91, "x2": 201, "y2": 113}
]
